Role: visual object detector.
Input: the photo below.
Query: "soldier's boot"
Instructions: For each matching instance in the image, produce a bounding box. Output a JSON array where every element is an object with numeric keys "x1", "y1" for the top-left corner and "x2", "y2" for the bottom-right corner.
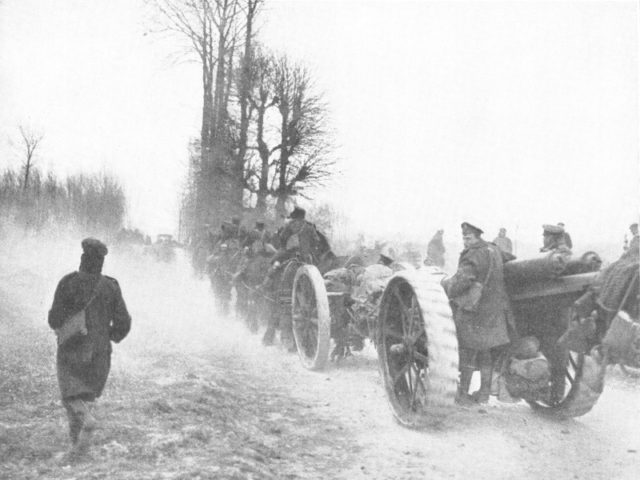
[
  {"x1": 75, "y1": 405, "x2": 96, "y2": 456},
  {"x1": 471, "y1": 366, "x2": 492, "y2": 404},
  {"x1": 456, "y1": 368, "x2": 475, "y2": 406},
  {"x1": 63, "y1": 400, "x2": 83, "y2": 445},
  {"x1": 62, "y1": 398, "x2": 96, "y2": 460},
  {"x1": 280, "y1": 316, "x2": 297, "y2": 353},
  {"x1": 262, "y1": 326, "x2": 276, "y2": 346}
]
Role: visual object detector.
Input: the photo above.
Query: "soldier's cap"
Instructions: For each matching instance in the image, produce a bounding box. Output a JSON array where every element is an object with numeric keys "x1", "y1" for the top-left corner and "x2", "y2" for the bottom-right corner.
[
  {"x1": 461, "y1": 222, "x2": 483, "y2": 236},
  {"x1": 543, "y1": 224, "x2": 564, "y2": 235},
  {"x1": 81, "y1": 238, "x2": 108, "y2": 257},
  {"x1": 255, "y1": 221, "x2": 265, "y2": 229},
  {"x1": 288, "y1": 207, "x2": 306, "y2": 219},
  {"x1": 231, "y1": 217, "x2": 241, "y2": 226}
]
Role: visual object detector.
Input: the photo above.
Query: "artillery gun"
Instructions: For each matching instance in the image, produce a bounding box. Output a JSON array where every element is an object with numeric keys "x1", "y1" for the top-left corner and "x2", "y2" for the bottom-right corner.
[{"x1": 291, "y1": 251, "x2": 635, "y2": 427}]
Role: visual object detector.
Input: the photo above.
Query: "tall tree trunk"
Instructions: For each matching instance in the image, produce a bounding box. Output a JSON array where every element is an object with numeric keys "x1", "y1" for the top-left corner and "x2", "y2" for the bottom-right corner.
[
  {"x1": 233, "y1": 0, "x2": 258, "y2": 211},
  {"x1": 255, "y1": 103, "x2": 269, "y2": 215},
  {"x1": 276, "y1": 105, "x2": 290, "y2": 218}
]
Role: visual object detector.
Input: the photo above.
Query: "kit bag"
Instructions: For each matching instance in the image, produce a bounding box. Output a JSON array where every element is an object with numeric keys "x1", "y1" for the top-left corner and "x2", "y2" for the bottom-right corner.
[{"x1": 55, "y1": 278, "x2": 103, "y2": 347}]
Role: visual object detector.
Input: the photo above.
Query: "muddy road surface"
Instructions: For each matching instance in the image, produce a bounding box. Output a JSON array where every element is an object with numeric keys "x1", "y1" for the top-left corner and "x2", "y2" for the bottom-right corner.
[{"x1": 1, "y1": 233, "x2": 639, "y2": 479}]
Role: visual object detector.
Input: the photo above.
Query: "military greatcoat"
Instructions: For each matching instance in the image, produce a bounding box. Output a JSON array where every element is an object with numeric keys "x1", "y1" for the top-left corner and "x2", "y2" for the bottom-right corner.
[
  {"x1": 443, "y1": 240, "x2": 514, "y2": 350},
  {"x1": 48, "y1": 271, "x2": 131, "y2": 400}
]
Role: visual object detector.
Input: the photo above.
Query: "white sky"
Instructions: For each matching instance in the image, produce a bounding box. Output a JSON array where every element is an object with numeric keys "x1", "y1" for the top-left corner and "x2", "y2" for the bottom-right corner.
[{"x1": 1, "y1": 0, "x2": 638, "y2": 252}]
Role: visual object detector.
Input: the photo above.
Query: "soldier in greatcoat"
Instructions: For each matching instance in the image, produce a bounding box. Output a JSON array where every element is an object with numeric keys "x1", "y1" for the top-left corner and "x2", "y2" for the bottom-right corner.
[
  {"x1": 441, "y1": 222, "x2": 515, "y2": 404},
  {"x1": 48, "y1": 238, "x2": 131, "y2": 460}
]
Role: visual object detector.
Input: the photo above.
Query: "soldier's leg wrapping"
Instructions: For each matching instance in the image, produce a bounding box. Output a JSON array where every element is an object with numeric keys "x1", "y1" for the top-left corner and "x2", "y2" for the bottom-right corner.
[
  {"x1": 457, "y1": 347, "x2": 476, "y2": 400},
  {"x1": 63, "y1": 399, "x2": 83, "y2": 445},
  {"x1": 63, "y1": 396, "x2": 96, "y2": 453},
  {"x1": 472, "y1": 349, "x2": 493, "y2": 404},
  {"x1": 262, "y1": 306, "x2": 278, "y2": 346}
]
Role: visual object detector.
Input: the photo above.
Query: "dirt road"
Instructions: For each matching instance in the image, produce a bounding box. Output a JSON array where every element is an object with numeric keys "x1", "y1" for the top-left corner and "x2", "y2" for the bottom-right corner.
[{"x1": 1, "y1": 235, "x2": 639, "y2": 479}]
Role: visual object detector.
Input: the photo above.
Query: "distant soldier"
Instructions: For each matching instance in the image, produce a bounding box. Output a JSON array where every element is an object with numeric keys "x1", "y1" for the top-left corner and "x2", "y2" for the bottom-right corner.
[
  {"x1": 234, "y1": 223, "x2": 276, "y2": 332},
  {"x1": 426, "y1": 229, "x2": 446, "y2": 268},
  {"x1": 557, "y1": 222, "x2": 573, "y2": 250},
  {"x1": 441, "y1": 222, "x2": 514, "y2": 405},
  {"x1": 540, "y1": 224, "x2": 571, "y2": 254},
  {"x1": 48, "y1": 238, "x2": 131, "y2": 461},
  {"x1": 493, "y1": 227, "x2": 513, "y2": 255},
  {"x1": 378, "y1": 245, "x2": 405, "y2": 272},
  {"x1": 231, "y1": 216, "x2": 241, "y2": 236},
  {"x1": 623, "y1": 222, "x2": 639, "y2": 259},
  {"x1": 207, "y1": 222, "x2": 242, "y2": 315}
]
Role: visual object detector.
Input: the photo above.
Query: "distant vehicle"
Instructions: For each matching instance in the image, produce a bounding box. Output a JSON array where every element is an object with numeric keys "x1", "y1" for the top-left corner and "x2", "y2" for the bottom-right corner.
[{"x1": 150, "y1": 234, "x2": 176, "y2": 262}]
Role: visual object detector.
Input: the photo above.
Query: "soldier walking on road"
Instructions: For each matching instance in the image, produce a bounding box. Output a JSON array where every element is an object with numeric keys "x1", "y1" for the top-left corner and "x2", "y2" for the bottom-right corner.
[
  {"x1": 441, "y1": 222, "x2": 515, "y2": 405},
  {"x1": 48, "y1": 238, "x2": 131, "y2": 462}
]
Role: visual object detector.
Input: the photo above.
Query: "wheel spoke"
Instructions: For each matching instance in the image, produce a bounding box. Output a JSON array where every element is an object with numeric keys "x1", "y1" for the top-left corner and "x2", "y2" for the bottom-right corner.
[
  {"x1": 564, "y1": 369, "x2": 575, "y2": 386},
  {"x1": 392, "y1": 362, "x2": 411, "y2": 386},
  {"x1": 414, "y1": 351, "x2": 429, "y2": 365},
  {"x1": 393, "y1": 290, "x2": 412, "y2": 337},
  {"x1": 410, "y1": 364, "x2": 426, "y2": 409},
  {"x1": 382, "y1": 326, "x2": 404, "y2": 341},
  {"x1": 295, "y1": 291, "x2": 307, "y2": 311},
  {"x1": 568, "y1": 353, "x2": 578, "y2": 371}
]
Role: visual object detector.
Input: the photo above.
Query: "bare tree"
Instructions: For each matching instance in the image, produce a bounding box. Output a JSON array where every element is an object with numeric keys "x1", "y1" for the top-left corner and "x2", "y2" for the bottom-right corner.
[
  {"x1": 229, "y1": 0, "x2": 262, "y2": 208},
  {"x1": 270, "y1": 55, "x2": 334, "y2": 217},
  {"x1": 17, "y1": 125, "x2": 44, "y2": 191},
  {"x1": 244, "y1": 47, "x2": 278, "y2": 214},
  {"x1": 151, "y1": 0, "x2": 251, "y2": 227}
]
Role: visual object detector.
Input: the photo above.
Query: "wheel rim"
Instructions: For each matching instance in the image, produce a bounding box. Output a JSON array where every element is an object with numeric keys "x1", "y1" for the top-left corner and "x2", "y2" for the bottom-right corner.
[
  {"x1": 293, "y1": 273, "x2": 319, "y2": 361},
  {"x1": 380, "y1": 280, "x2": 430, "y2": 416}
]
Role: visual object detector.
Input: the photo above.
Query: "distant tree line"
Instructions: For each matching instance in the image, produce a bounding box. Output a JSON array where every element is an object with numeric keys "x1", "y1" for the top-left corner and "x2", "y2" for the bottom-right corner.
[
  {"x1": 0, "y1": 167, "x2": 126, "y2": 232},
  {"x1": 151, "y1": 0, "x2": 335, "y2": 240}
]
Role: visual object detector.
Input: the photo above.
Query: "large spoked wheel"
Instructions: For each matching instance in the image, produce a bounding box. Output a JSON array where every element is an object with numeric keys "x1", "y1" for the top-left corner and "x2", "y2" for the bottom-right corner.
[
  {"x1": 377, "y1": 271, "x2": 458, "y2": 428},
  {"x1": 292, "y1": 265, "x2": 331, "y2": 371},
  {"x1": 527, "y1": 349, "x2": 603, "y2": 418}
]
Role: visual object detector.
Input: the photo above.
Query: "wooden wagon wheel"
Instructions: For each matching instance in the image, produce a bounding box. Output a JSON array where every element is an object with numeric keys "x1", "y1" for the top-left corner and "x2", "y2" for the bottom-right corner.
[
  {"x1": 376, "y1": 271, "x2": 458, "y2": 427},
  {"x1": 291, "y1": 265, "x2": 331, "y2": 370}
]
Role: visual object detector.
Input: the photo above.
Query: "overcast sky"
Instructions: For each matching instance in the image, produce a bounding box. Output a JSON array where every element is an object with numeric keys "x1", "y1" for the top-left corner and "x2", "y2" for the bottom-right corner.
[{"x1": 0, "y1": 0, "x2": 638, "y2": 253}]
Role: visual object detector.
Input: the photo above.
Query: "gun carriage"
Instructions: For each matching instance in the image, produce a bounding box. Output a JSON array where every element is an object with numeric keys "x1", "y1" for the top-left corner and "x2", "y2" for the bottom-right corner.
[{"x1": 290, "y1": 251, "x2": 636, "y2": 427}]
